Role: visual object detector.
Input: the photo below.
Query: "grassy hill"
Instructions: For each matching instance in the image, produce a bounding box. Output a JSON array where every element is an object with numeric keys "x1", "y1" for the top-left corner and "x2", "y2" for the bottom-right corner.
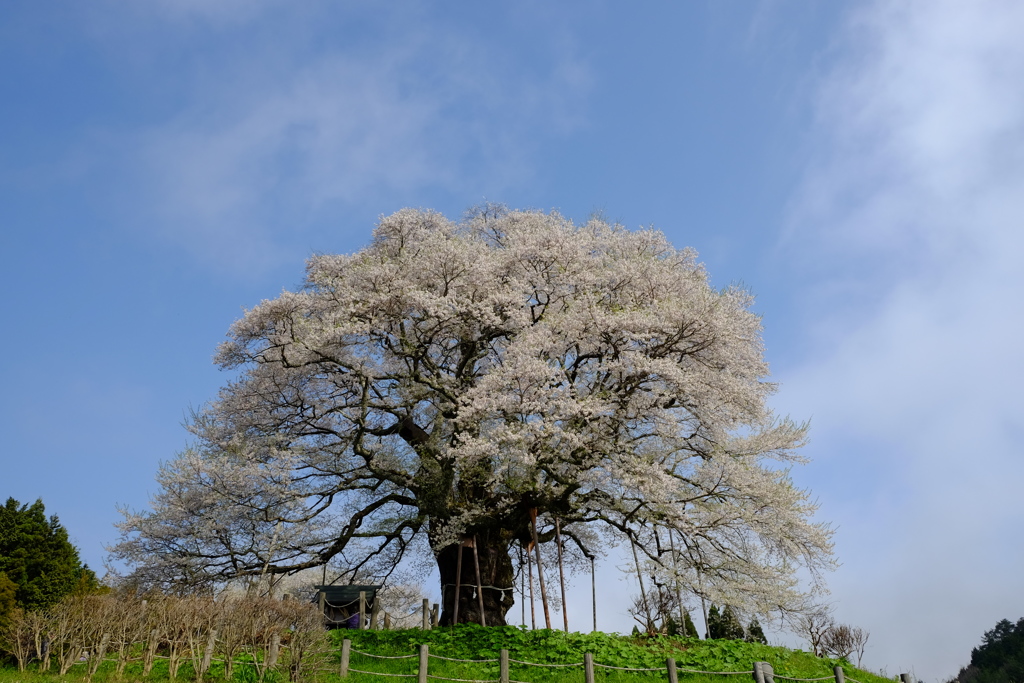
[
  {"x1": 0, "y1": 625, "x2": 896, "y2": 683},
  {"x1": 337, "y1": 626, "x2": 894, "y2": 683}
]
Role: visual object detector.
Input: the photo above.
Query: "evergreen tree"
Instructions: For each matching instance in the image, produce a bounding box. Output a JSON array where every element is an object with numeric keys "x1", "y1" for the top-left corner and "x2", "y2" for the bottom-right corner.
[
  {"x1": 0, "y1": 498, "x2": 98, "y2": 610},
  {"x1": 954, "y1": 617, "x2": 1024, "y2": 683},
  {"x1": 747, "y1": 617, "x2": 768, "y2": 644},
  {"x1": 721, "y1": 605, "x2": 746, "y2": 640},
  {"x1": 707, "y1": 604, "x2": 723, "y2": 639},
  {"x1": 683, "y1": 609, "x2": 699, "y2": 639},
  {"x1": 0, "y1": 572, "x2": 17, "y2": 631}
]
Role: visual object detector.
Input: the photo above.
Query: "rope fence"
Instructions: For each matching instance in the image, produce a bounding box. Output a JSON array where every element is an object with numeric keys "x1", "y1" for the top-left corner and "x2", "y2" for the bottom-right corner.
[{"x1": 339, "y1": 639, "x2": 903, "y2": 683}]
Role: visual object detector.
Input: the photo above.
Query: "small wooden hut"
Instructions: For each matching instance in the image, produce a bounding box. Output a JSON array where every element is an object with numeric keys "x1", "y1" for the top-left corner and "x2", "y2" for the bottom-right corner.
[{"x1": 313, "y1": 584, "x2": 382, "y2": 629}]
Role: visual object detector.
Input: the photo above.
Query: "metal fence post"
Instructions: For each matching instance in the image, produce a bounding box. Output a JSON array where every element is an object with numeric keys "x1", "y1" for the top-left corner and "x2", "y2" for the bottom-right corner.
[
  {"x1": 666, "y1": 657, "x2": 678, "y2": 683},
  {"x1": 340, "y1": 639, "x2": 350, "y2": 678},
  {"x1": 500, "y1": 649, "x2": 509, "y2": 683},
  {"x1": 418, "y1": 644, "x2": 429, "y2": 683},
  {"x1": 584, "y1": 652, "x2": 595, "y2": 683}
]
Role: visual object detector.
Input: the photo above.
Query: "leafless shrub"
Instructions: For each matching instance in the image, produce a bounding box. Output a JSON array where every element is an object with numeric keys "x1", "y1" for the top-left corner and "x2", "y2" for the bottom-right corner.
[
  {"x1": 0, "y1": 608, "x2": 35, "y2": 671},
  {"x1": 628, "y1": 585, "x2": 683, "y2": 635},
  {"x1": 849, "y1": 626, "x2": 870, "y2": 667},
  {"x1": 279, "y1": 599, "x2": 330, "y2": 682},
  {"x1": 822, "y1": 623, "x2": 855, "y2": 659},
  {"x1": 796, "y1": 604, "x2": 835, "y2": 657}
]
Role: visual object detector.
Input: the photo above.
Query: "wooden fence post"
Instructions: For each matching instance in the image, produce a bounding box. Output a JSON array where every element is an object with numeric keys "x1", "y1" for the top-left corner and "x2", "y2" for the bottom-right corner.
[
  {"x1": 340, "y1": 639, "x2": 350, "y2": 678},
  {"x1": 143, "y1": 629, "x2": 159, "y2": 676},
  {"x1": 384, "y1": 613, "x2": 391, "y2": 629},
  {"x1": 359, "y1": 591, "x2": 367, "y2": 630},
  {"x1": 754, "y1": 661, "x2": 766, "y2": 683},
  {"x1": 200, "y1": 628, "x2": 217, "y2": 677},
  {"x1": 418, "y1": 644, "x2": 429, "y2": 683},
  {"x1": 666, "y1": 658, "x2": 678, "y2": 683},
  {"x1": 422, "y1": 598, "x2": 430, "y2": 630},
  {"x1": 369, "y1": 597, "x2": 380, "y2": 630},
  {"x1": 834, "y1": 666, "x2": 845, "y2": 683},
  {"x1": 500, "y1": 649, "x2": 509, "y2": 683},
  {"x1": 763, "y1": 662, "x2": 775, "y2": 683},
  {"x1": 268, "y1": 633, "x2": 280, "y2": 669},
  {"x1": 89, "y1": 633, "x2": 110, "y2": 677},
  {"x1": 584, "y1": 652, "x2": 595, "y2": 683},
  {"x1": 431, "y1": 603, "x2": 439, "y2": 628}
]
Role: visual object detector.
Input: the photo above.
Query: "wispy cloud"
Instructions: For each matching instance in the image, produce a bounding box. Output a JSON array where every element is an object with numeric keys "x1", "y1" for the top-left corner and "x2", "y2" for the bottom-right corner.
[
  {"x1": 88, "y1": 4, "x2": 592, "y2": 274},
  {"x1": 781, "y1": 0, "x2": 1024, "y2": 678}
]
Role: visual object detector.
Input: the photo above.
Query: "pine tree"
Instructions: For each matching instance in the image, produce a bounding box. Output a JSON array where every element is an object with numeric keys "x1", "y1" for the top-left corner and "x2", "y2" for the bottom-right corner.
[
  {"x1": 683, "y1": 609, "x2": 699, "y2": 639},
  {"x1": 0, "y1": 498, "x2": 98, "y2": 610},
  {"x1": 721, "y1": 605, "x2": 746, "y2": 640},
  {"x1": 747, "y1": 617, "x2": 768, "y2": 644},
  {"x1": 707, "y1": 604, "x2": 723, "y2": 639},
  {"x1": 0, "y1": 572, "x2": 18, "y2": 631}
]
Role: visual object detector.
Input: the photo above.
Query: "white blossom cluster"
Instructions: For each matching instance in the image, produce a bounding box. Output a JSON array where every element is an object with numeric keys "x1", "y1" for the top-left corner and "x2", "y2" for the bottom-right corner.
[{"x1": 112, "y1": 206, "x2": 833, "y2": 618}]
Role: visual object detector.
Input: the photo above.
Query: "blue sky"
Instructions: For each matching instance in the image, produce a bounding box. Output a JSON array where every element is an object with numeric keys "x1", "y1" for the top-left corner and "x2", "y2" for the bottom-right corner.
[{"x1": 3, "y1": 2, "x2": 1023, "y2": 680}]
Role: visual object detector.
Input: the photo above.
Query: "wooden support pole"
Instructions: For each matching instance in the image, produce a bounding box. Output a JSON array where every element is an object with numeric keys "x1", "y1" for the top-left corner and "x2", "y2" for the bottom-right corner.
[
  {"x1": 359, "y1": 591, "x2": 367, "y2": 630},
  {"x1": 834, "y1": 666, "x2": 845, "y2": 683},
  {"x1": 520, "y1": 545, "x2": 526, "y2": 627},
  {"x1": 667, "y1": 658, "x2": 679, "y2": 683},
  {"x1": 527, "y1": 543, "x2": 536, "y2": 629},
  {"x1": 453, "y1": 541, "x2": 464, "y2": 626},
  {"x1": 584, "y1": 652, "x2": 595, "y2": 683},
  {"x1": 668, "y1": 530, "x2": 686, "y2": 632},
  {"x1": 500, "y1": 649, "x2": 509, "y2": 683},
  {"x1": 589, "y1": 554, "x2": 597, "y2": 632},
  {"x1": 431, "y1": 603, "x2": 439, "y2": 628},
  {"x1": 529, "y1": 509, "x2": 552, "y2": 629},
  {"x1": 384, "y1": 613, "x2": 391, "y2": 629},
  {"x1": 555, "y1": 519, "x2": 568, "y2": 632},
  {"x1": 630, "y1": 536, "x2": 650, "y2": 632},
  {"x1": 422, "y1": 598, "x2": 430, "y2": 630},
  {"x1": 471, "y1": 534, "x2": 487, "y2": 627},
  {"x1": 418, "y1": 644, "x2": 429, "y2": 683},
  {"x1": 340, "y1": 639, "x2": 350, "y2": 678},
  {"x1": 318, "y1": 591, "x2": 326, "y2": 620}
]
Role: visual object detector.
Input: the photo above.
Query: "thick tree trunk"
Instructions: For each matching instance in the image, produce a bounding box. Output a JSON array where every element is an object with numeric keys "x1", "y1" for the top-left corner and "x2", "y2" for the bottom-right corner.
[{"x1": 436, "y1": 529, "x2": 515, "y2": 626}]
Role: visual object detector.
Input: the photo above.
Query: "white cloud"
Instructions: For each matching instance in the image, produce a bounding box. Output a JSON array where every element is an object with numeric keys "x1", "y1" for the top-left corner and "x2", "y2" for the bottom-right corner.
[
  {"x1": 781, "y1": 1, "x2": 1024, "y2": 680},
  {"x1": 91, "y1": 5, "x2": 592, "y2": 274}
]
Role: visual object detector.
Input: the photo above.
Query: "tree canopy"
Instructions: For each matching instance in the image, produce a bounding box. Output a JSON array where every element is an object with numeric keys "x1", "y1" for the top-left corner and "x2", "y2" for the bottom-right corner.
[
  {"x1": 0, "y1": 497, "x2": 98, "y2": 611},
  {"x1": 951, "y1": 617, "x2": 1024, "y2": 683},
  {"x1": 112, "y1": 206, "x2": 834, "y2": 625}
]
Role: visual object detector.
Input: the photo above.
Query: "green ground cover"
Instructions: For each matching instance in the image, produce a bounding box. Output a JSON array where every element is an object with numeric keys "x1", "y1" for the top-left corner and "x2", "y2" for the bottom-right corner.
[{"x1": 0, "y1": 626, "x2": 894, "y2": 683}]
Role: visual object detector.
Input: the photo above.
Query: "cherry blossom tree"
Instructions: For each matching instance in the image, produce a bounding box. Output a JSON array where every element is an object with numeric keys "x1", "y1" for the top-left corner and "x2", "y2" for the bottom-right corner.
[{"x1": 112, "y1": 206, "x2": 834, "y2": 625}]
